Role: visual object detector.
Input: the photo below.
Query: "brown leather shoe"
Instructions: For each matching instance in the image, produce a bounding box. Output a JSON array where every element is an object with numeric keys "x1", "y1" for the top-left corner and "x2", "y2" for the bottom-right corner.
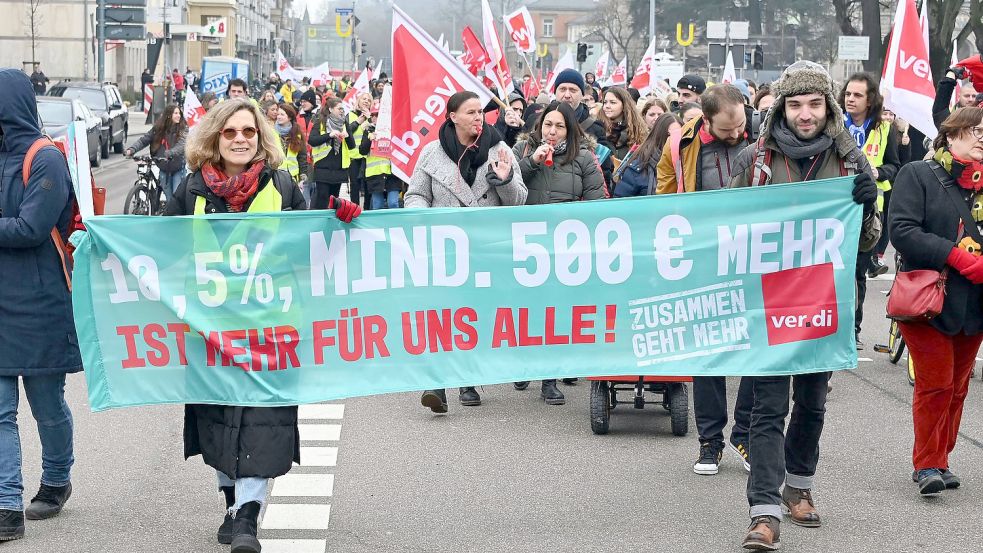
[
  {"x1": 782, "y1": 485, "x2": 821, "y2": 527},
  {"x1": 742, "y1": 515, "x2": 781, "y2": 550}
]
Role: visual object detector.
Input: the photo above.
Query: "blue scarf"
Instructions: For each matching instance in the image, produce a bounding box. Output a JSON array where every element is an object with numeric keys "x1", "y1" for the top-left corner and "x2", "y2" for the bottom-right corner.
[{"x1": 845, "y1": 114, "x2": 872, "y2": 148}]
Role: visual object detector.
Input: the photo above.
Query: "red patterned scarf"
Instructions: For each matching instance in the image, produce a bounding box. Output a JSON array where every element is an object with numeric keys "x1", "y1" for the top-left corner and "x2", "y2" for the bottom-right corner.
[{"x1": 200, "y1": 160, "x2": 266, "y2": 212}]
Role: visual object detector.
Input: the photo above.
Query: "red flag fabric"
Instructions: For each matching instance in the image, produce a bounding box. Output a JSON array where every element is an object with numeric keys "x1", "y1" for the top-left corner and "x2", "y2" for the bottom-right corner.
[
  {"x1": 390, "y1": 6, "x2": 494, "y2": 182},
  {"x1": 461, "y1": 26, "x2": 490, "y2": 77},
  {"x1": 880, "y1": 0, "x2": 936, "y2": 138}
]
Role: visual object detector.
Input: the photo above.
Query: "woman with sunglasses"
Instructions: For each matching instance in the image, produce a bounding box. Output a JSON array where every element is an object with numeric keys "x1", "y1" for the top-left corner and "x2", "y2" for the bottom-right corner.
[
  {"x1": 307, "y1": 97, "x2": 355, "y2": 209},
  {"x1": 165, "y1": 98, "x2": 360, "y2": 553}
]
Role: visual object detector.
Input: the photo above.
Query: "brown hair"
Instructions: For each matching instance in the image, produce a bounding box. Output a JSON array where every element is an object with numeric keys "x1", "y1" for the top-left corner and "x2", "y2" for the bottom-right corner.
[
  {"x1": 597, "y1": 86, "x2": 648, "y2": 147},
  {"x1": 933, "y1": 107, "x2": 983, "y2": 151},
  {"x1": 837, "y1": 72, "x2": 884, "y2": 126},
  {"x1": 640, "y1": 97, "x2": 670, "y2": 120},
  {"x1": 752, "y1": 84, "x2": 773, "y2": 110},
  {"x1": 278, "y1": 103, "x2": 306, "y2": 153},
  {"x1": 634, "y1": 113, "x2": 682, "y2": 174},
  {"x1": 701, "y1": 84, "x2": 747, "y2": 121}
]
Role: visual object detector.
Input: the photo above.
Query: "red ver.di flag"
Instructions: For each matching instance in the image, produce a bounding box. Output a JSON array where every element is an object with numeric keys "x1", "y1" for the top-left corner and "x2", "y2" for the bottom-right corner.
[
  {"x1": 389, "y1": 6, "x2": 494, "y2": 182},
  {"x1": 481, "y1": 0, "x2": 514, "y2": 98},
  {"x1": 460, "y1": 26, "x2": 490, "y2": 77},
  {"x1": 504, "y1": 6, "x2": 536, "y2": 54},
  {"x1": 880, "y1": 0, "x2": 936, "y2": 139}
]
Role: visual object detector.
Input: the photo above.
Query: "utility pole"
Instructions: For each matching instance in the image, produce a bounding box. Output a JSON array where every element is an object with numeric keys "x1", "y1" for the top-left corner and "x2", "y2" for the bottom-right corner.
[
  {"x1": 649, "y1": 0, "x2": 655, "y2": 45},
  {"x1": 97, "y1": 0, "x2": 105, "y2": 81},
  {"x1": 83, "y1": 0, "x2": 90, "y2": 79},
  {"x1": 162, "y1": 0, "x2": 169, "y2": 79}
]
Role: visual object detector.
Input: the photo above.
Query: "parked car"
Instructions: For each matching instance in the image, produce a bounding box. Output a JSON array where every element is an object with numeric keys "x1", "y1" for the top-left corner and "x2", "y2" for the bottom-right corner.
[
  {"x1": 47, "y1": 81, "x2": 128, "y2": 159},
  {"x1": 37, "y1": 96, "x2": 103, "y2": 167}
]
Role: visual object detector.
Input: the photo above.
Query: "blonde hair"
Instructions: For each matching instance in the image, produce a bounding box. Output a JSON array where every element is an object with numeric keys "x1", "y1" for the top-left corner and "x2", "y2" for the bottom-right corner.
[{"x1": 185, "y1": 98, "x2": 284, "y2": 171}]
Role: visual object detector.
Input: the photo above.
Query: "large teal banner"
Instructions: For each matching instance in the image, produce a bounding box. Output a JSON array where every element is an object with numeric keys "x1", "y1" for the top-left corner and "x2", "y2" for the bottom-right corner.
[{"x1": 73, "y1": 178, "x2": 861, "y2": 411}]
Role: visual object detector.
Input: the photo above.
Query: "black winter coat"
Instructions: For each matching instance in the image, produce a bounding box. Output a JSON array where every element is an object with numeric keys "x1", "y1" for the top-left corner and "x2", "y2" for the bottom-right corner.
[
  {"x1": 889, "y1": 159, "x2": 983, "y2": 336},
  {"x1": 165, "y1": 165, "x2": 303, "y2": 479}
]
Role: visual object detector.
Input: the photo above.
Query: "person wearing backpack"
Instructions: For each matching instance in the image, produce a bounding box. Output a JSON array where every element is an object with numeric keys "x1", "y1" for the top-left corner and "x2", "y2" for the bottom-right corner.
[
  {"x1": 0, "y1": 68, "x2": 81, "y2": 542},
  {"x1": 728, "y1": 61, "x2": 880, "y2": 551}
]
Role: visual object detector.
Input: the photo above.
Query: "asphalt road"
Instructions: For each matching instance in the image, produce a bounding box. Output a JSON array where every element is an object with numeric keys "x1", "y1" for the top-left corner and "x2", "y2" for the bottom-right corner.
[{"x1": 7, "y1": 119, "x2": 982, "y2": 552}]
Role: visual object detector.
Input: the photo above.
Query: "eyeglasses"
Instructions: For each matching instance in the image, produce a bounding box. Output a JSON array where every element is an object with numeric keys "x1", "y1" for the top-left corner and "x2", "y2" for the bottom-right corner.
[
  {"x1": 971, "y1": 126, "x2": 983, "y2": 141},
  {"x1": 220, "y1": 127, "x2": 257, "y2": 140}
]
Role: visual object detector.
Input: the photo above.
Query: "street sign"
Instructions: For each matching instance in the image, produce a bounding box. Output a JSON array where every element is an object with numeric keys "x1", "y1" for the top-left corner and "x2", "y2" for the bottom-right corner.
[
  {"x1": 187, "y1": 32, "x2": 198, "y2": 41},
  {"x1": 204, "y1": 18, "x2": 227, "y2": 38},
  {"x1": 104, "y1": 25, "x2": 146, "y2": 41},
  {"x1": 105, "y1": 7, "x2": 145, "y2": 24},
  {"x1": 104, "y1": 0, "x2": 146, "y2": 5},
  {"x1": 336, "y1": 7, "x2": 353, "y2": 15},
  {"x1": 706, "y1": 21, "x2": 749, "y2": 40},
  {"x1": 838, "y1": 36, "x2": 870, "y2": 60}
]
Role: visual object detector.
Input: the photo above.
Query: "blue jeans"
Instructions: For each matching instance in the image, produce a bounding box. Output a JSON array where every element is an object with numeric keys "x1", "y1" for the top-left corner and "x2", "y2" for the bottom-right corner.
[
  {"x1": 160, "y1": 169, "x2": 186, "y2": 203},
  {"x1": 0, "y1": 375, "x2": 74, "y2": 511},
  {"x1": 371, "y1": 190, "x2": 400, "y2": 210},
  {"x1": 216, "y1": 471, "x2": 269, "y2": 511}
]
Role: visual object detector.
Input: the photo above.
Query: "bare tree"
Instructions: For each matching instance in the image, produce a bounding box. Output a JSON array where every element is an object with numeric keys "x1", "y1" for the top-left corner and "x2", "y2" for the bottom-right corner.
[
  {"x1": 588, "y1": 0, "x2": 640, "y2": 71},
  {"x1": 25, "y1": 0, "x2": 44, "y2": 67}
]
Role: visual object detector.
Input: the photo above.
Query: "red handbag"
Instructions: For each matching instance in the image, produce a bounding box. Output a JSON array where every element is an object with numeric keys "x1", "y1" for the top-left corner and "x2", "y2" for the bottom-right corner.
[{"x1": 886, "y1": 268, "x2": 948, "y2": 321}]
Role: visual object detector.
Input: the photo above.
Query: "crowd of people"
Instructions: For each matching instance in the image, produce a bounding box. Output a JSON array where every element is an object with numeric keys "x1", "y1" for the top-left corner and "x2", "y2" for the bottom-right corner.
[{"x1": 2, "y1": 47, "x2": 983, "y2": 552}]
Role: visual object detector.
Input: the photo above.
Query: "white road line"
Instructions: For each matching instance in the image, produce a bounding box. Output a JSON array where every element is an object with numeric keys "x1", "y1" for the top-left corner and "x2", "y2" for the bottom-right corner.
[
  {"x1": 299, "y1": 423, "x2": 342, "y2": 442},
  {"x1": 858, "y1": 357, "x2": 873, "y2": 362},
  {"x1": 298, "y1": 403, "x2": 345, "y2": 419},
  {"x1": 261, "y1": 504, "x2": 332, "y2": 529},
  {"x1": 258, "y1": 539, "x2": 326, "y2": 553},
  {"x1": 296, "y1": 446, "x2": 338, "y2": 467},
  {"x1": 271, "y1": 474, "x2": 335, "y2": 497}
]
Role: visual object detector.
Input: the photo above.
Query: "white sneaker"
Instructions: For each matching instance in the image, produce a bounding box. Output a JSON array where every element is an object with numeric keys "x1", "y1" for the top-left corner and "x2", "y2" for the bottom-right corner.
[{"x1": 693, "y1": 442, "x2": 722, "y2": 475}]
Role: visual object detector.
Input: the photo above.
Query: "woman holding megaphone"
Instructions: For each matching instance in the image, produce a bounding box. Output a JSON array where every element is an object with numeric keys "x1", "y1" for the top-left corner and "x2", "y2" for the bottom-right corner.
[{"x1": 510, "y1": 100, "x2": 606, "y2": 405}]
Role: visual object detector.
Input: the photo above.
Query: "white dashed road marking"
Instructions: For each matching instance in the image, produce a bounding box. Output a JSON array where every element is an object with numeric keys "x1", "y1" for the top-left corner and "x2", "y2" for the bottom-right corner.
[{"x1": 259, "y1": 403, "x2": 344, "y2": 551}]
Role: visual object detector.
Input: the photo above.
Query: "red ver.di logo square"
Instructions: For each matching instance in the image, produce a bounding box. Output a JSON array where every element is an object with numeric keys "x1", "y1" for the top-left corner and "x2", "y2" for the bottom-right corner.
[{"x1": 761, "y1": 263, "x2": 838, "y2": 346}]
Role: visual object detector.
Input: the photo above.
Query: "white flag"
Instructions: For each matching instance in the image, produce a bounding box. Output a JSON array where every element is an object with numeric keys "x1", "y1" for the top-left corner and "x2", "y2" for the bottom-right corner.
[
  {"x1": 343, "y1": 67, "x2": 374, "y2": 111},
  {"x1": 629, "y1": 38, "x2": 657, "y2": 94},
  {"x1": 504, "y1": 6, "x2": 536, "y2": 55},
  {"x1": 183, "y1": 89, "x2": 206, "y2": 130},
  {"x1": 721, "y1": 49, "x2": 737, "y2": 84},
  {"x1": 481, "y1": 0, "x2": 514, "y2": 98},
  {"x1": 602, "y1": 57, "x2": 627, "y2": 87},
  {"x1": 544, "y1": 49, "x2": 576, "y2": 93},
  {"x1": 594, "y1": 49, "x2": 611, "y2": 80}
]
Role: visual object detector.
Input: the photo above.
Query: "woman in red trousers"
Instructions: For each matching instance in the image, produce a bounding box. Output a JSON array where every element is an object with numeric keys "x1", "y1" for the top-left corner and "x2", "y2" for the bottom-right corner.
[{"x1": 889, "y1": 107, "x2": 983, "y2": 496}]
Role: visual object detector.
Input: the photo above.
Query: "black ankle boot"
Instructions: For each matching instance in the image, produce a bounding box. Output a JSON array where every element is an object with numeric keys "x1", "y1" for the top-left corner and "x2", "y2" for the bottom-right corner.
[
  {"x1": 541, "y1": 380, "x2": 565, "y2": 405},
  {"x1": 217, "y1": 486, "x2": 235, "y2": 544},
  {"x1": 459, "y1": 387, "x2": 481, "y2": 406},
  {"x1": 25, "y1": 482, "x2": 72, "y2": 520},
  {"x1": 0, "y1": 509, "x2": 25, "y2": 541},
  {"x1": 230, "y1": 501, "x2": 262, "y2": 553}
]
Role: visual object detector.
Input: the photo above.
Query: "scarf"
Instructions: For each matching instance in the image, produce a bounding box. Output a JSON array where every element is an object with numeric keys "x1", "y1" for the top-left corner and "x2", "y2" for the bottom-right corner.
[
  {"x1": 438, "y1": 119, "x2": 498, "y2": 186},
  {"x1": 324, "y1": 113, "x2": 347, "y2": 154},
  {"x1": 772, "y1": 118, "x2": 834, "y2": 160},
  {"x1": 935, "y1": 148, "x2": 983, "y2": 192},
  {"x1": 845, "y1": 114, "x2": 872, "y2": 148},
  {"x1": 201, "y1": 160, "x2": 266, "y2": 213},
  {"x1": 275, "y1": 122, "x2": 292, "y2": 135}
]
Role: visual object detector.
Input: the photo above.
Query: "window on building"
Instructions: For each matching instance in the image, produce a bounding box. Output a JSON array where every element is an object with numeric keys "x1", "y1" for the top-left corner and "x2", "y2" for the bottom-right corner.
[{"x1": 543, "y1": 18, "x2": 554, "y2": 38}]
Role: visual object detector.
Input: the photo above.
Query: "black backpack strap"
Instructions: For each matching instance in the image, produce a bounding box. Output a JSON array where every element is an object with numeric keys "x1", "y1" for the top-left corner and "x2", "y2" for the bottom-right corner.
[{"x1": 929, "y1": 160, "x2": 983, "y2": 244}]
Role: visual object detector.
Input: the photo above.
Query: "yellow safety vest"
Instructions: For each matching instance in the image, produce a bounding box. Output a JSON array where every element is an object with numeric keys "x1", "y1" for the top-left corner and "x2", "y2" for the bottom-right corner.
[
  {"x1": 364, "y1": 153, "x2": 391, "y2": 178},
  {"x1": 861, "y1": 120, "x2": 892, "y2": 209},
  {"x1": 279, "y1": 134, "x2": 301, "y2": 180},
  {"x1": 194, "y1": 178, "x2": 283, "y2": 215},
  {"x1": 346, "y1": 112, "x2": 366, "y2": 162},
  {"x1": 311, "y1": 122, "x2": 331, "y2": 164}
]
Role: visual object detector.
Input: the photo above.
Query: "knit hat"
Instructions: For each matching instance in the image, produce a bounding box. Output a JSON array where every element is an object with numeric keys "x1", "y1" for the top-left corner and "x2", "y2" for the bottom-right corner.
[
  {"x1": 299, "y1": 88, "x2": 317, "y2": 106},
  {"x1": 766, "y1": 60, "x2": 843, "y2": 137},
  {"x1": 733, "y1": 79, "x2": 752, "y2": 102},
  {"x1": 677, "y1": 74, "x2": 706, "y2": 95},
  {"x1": 552, "y1": 69, "x2": 586, "y2": 93}
]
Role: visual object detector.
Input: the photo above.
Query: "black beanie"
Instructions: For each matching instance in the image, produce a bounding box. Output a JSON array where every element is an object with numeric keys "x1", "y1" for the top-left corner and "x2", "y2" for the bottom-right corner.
[{"x1": 552, "y1": 69, "x2": 586, "y2": 93}]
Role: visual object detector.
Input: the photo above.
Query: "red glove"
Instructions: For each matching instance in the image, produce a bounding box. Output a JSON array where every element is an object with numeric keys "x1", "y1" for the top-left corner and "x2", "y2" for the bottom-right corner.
[
  {"x1": 955, "y1": 54, "x2": 983, "y2": 91},
  {"x1": 948, "y1": 247, "x2": 983, "y2": 284},
  {"x1": 328, "y1": 195, "x2": 361, "y2": 223}
]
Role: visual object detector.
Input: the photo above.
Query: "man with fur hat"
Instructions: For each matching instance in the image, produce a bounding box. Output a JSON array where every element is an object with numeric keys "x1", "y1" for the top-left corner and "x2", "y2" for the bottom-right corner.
[{"x1": 729, "y1": 61, "x2": 880, "y2": 551}]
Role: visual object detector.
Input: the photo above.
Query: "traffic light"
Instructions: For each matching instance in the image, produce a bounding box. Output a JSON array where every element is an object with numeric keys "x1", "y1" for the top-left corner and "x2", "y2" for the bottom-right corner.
[
  {"x1": 576, "y1": 43, "x2": 587, "y2": 63},
  {"x1": 361, "y1": 41, "x2": 368, "y2": 55},
  {"x1": 744, "y1": 51, "x2": 752, "y2": 67},
  {"x1": 753, "y1": 45, "x2": 764, "y2": 70},
  {"x1": 588, "y1": 44, "x2": 595, "y2": 56}
]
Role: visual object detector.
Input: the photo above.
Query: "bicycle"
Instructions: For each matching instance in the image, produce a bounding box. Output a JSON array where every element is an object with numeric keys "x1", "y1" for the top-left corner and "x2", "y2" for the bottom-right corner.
[{"x1": 124, "y1": 155, "x2": 167, "y2": 215}]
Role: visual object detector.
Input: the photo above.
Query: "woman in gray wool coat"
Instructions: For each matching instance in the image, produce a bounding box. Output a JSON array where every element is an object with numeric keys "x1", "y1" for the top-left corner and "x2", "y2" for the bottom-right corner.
[{"x1": 405, "y1": 90, "x2": 526, "y2": 413}]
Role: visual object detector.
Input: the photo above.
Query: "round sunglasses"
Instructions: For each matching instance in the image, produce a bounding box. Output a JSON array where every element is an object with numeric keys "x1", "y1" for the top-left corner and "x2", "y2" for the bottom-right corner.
[{"x1": 220, "y1": 127, "x2": 258, "y2": 140}]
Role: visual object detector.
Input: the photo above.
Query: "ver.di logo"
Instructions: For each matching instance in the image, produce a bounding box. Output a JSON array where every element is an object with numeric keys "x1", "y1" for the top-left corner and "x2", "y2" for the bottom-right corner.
[{"x1": 761, "y1": 263, "x2": 838, "y2": 346}]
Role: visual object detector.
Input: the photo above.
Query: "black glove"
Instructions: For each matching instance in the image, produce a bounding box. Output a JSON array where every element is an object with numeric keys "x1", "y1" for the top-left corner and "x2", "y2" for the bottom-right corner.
[
  {"x1": 852, "y1": 172, "x2": 877, "y2": 215},
  {"x1": 948, "y1": 65, "x2": 969, "y2": 81}
]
